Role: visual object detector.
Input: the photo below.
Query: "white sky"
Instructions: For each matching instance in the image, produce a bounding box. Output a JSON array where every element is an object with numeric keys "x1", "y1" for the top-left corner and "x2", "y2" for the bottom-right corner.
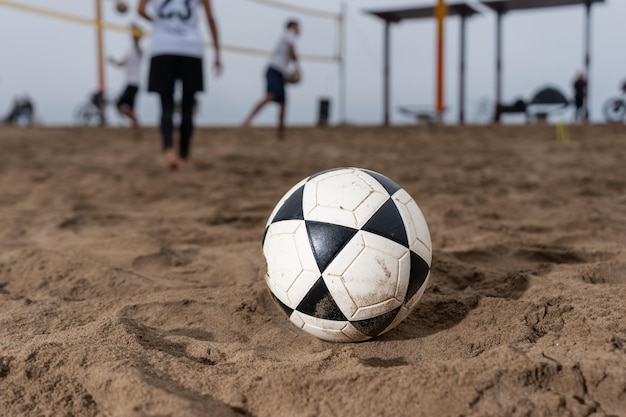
[{"x1": 0, "y1": 0, "x2": 624, "y2": 126}]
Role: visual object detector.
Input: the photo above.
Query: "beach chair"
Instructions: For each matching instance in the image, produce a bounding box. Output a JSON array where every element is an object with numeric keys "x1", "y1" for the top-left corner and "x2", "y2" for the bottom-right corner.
[{"x1": 397, "y1": 105, "x2": 444, "y2": 125}]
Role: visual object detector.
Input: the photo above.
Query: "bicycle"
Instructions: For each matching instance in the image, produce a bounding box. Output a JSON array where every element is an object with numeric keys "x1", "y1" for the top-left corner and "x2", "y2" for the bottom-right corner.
[
  {"x1": 602, "y1": 82, "x2": 626, "y2": 123},
  {"x1": 75, "y1": 91, "x2": 109, "y2": 126}
]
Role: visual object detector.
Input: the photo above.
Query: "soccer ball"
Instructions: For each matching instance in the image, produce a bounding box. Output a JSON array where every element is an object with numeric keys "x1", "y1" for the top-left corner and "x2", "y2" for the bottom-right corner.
[
  {"x1": 262, "y1": 168, "x2": 432, "y2": 342},
  {"x1": 116, "y1": 0, "x2": 128, "y2": 14}
]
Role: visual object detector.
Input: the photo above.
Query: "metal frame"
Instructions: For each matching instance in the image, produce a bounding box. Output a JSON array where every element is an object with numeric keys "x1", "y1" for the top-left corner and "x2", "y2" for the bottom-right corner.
[
  {"x1": 481, "y1": 0, "x2": 605, "y2": 123},
  {"x1": 366, "y1": 3, "x2": 480, "y2": 126}
]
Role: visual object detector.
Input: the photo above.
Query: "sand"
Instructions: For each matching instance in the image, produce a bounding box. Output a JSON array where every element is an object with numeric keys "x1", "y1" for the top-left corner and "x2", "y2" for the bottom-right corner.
[{"x1": 0, "y1": 124, "x2": 625, "y2": 417}]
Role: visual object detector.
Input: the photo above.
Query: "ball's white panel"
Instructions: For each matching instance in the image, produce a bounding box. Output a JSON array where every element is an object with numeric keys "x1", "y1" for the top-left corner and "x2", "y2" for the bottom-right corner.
[
  {"x1": 392, "y1": 189, "x2": 432, "y2": 264},
  {"x1": 341, "y1": 323, "x2": 371, "y2": 342},
  {"x1": 302, "y1": 168, "x2": 389, "y2": 229},
  {"x1": 383, "y1": 273, "x2": 431, "y2": 333},
  {"x1": 291, "y1": 311, "x2": 369, "y2": 342},
  {"x1": 323, "y1": 231, "x2": 410, "y2": 321},
  {"x1": 265, "y1": 177, "x2": 308, "y2": 227},
  {"x1": 353, "y1": 298, "x2": 403, "y2": 322},
  {"x1": 290, "y1": 310, "x2": 306, "y2": 328},
  {"x1": 264, "y1": 220, "x2": 321, "y2": 308}
]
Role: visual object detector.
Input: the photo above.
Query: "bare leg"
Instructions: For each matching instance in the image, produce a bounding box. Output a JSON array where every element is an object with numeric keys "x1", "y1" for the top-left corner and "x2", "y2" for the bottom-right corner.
[
  {"x1": 159, "y1": 93, "x2": 183, "y2": 170},
  {"x1": 178, "y1": 90, "x2": 196, "y2": 168},
  {"x1": 117, "y1": 104, "x2": 142, "y2": 139},
  {"x1": 242, "y1": 94, "x2": 276, "y2": 128},
  {"x1": 277, "y1": 101, "x2": 286, "y2": 140}
]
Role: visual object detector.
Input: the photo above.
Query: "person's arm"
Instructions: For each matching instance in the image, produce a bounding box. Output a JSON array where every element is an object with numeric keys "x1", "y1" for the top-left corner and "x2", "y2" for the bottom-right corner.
[
  {"x1": 137, "y1": 0, "x2": 152, "y2": 22},
  {"x1": 288, "y1": 33, "x2": 298, "y2": 65},
  {"x1": 289, "y1": 44, "x2": 298, "y2": 64},
  {"x1": 202, "y1": 0, "x2": 222, "y2": 75},
  {"x1": 108, "y1": 56, "x2": 127, "y2": 67}
]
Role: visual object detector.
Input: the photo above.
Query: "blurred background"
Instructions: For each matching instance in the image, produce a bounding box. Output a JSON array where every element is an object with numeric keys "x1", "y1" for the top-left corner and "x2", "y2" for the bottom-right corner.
[{"x1": 0, "y1": 0, "x2": 624, "y2": 126}]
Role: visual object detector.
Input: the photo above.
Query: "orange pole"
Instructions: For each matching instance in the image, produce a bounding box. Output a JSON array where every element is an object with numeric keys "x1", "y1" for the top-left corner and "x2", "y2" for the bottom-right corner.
[
  {"x1": 435, "y1": 0, "x2": 446, "y2": 120},
  {"x1": 96, "y1": 0, "x2": 105, "y2": 92}
]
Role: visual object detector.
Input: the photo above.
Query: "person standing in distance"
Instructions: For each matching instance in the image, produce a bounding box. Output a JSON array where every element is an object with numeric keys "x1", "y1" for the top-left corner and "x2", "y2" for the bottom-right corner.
[
  {"x1": 572, "y1": 72, "x2": 587, "y2": 122},
  {"x1": 138, "y1": 0, "x2": 222, "y2": 170},
  {"x1": 108, "y1": 23, "x2": 144, "y2": 138},
  {"x1": 242, "y1": 20, "x2": 300, "y2": 139}
]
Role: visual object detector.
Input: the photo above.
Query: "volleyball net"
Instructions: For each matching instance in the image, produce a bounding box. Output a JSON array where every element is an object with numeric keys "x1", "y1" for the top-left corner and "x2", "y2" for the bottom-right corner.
[
  {"x1": 0, "y1": 0, "x2": 347, "y2": 123},
  {"x1": 0, "y1": 0, "x2": 343, "y2": 63}
]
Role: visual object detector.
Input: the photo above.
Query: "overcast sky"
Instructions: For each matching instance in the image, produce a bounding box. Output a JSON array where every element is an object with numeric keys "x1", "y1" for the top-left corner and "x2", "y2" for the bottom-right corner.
[{"x1": 0, "y1": 0, "x2": 624, "y2": 126}]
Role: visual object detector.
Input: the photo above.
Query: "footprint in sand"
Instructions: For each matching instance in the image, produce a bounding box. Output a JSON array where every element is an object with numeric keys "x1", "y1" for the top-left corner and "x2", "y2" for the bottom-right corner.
[
  {"x1": 433, "y1": 243, "x2": 608, "y2": 300},
  {"x1": 132, "y1": 246, "x2": 199, "y2": 274}
]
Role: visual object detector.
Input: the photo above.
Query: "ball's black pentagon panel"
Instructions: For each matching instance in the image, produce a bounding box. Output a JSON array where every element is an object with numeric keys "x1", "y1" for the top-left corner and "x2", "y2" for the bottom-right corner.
[
  {"x1": 306, "y1": 220, "x2": 358, "y2": 273},
  {"x1": 271, "y1": 293, "x2": 295, "y2": 317},
  {"x1": 360, "y1": 169, "x2": 402, "y2": 196},
  {"x1": 296, "y1": 277, "x2": 348, "y2": 321},
  {"x1": 271, "y1": 184, "x2": 305, "y2": 224},
  {"x1": 351, "y1": 307, "x2": 402, "y2": 337},
  {"x1": 361, "y1": 199, "x2": 409, "y2": 248},
  {"x1": 404, "y1": 251, "x2": 430, "y2": 304}
]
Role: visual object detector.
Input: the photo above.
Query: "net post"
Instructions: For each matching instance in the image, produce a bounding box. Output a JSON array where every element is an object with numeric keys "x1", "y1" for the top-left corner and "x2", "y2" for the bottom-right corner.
[
  {"x1": 95, "y1": 0, "x2": 106, "y2": 94},
  {"x1": 435, "y1": 0, "x2": 446, "y2": 124},
  {"x1": 338, "y1": 2, "x2": 347, "y2": 125}
]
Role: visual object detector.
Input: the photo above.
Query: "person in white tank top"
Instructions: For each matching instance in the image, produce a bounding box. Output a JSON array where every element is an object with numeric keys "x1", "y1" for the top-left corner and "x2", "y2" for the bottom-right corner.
[
  {"x1": 138, "y1": 0, "x2": 221, "y2": 170},
  {"x1": 242, "y1": 20, "x2": 300, "y2": 140},
  {"x1": 108, "y1": 24, "x2": 145, "y2": 138}
]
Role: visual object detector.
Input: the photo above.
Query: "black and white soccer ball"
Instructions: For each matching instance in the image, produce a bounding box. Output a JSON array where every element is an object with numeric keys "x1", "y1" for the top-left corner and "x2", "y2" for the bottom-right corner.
[{"x1": 262, "y1": 168, "x2": 432, "y2": 342}]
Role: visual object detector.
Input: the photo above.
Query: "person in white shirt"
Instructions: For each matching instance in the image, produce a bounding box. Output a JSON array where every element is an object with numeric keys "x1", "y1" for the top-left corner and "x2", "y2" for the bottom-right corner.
[
  {"x1": 243, "y1": 20, "x2": 300, "y2": 139},
  {"x1": 138, "y1": 0, "x2": 221, "y2": 170},
  {"x1": 108, "y1": 24, "x2": 144, "y2": 138}
]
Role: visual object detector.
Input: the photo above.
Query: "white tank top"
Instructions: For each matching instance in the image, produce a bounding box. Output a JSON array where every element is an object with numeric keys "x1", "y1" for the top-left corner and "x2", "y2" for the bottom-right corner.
[
  {"x1": 149, "y1": 0, "x2": 204, "y2": 58},
  {"x1": 269, "y1": 30, "x2": 298, "y2": 75},
  {"x1": 125, "y1": 45, "x2": 142, "y2": 86}
]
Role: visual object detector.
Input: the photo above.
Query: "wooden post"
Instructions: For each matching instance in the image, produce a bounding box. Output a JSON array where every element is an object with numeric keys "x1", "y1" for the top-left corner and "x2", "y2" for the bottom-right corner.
[
  {"x1": 339, "y1": 2, "x2": 347, "y2": 125},
  {"x1": 459, "y1": 14, "x2": 466, "y2": 124},
  {"x1": 95, "y1": 0, "x2": 105, "y2": 93},
  {"x1": 383, "y1": 20, "x2": 391, "y2": 126}
]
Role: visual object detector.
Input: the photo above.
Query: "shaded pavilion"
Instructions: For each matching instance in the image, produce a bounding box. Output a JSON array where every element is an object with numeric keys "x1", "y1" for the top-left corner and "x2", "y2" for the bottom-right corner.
[
  {"x1": 366, "y1": 3, "x2": 480, "y2": 126},
  {"x1": 481, "y1": 0, "x2": 605, "y2": 122}
]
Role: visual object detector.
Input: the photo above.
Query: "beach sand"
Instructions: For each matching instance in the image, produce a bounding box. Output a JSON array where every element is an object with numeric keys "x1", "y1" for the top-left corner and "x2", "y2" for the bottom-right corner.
[{"x1": 0, "y1": 125, "x2": 625, "y2": 417}]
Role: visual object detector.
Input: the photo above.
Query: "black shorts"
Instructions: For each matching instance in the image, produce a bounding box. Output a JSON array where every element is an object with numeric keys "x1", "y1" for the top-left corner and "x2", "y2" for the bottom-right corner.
[
  {"x1": 266, "y1": 67, "x2": 285, "y2": 103},
  {"x1": 116, "y1": 85, "x2": 139, "y2": 110},
  {"x1": 148, "y1": 55, "x2": 204, "y2": 95}
]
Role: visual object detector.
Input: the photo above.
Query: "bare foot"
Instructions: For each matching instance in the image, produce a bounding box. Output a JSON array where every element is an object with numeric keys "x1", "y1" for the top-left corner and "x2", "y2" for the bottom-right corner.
[
  {"x1": 177, "y1": 158, "x2": 189, "y2": 171},
  {"x1": 164, "y1": 148, "x2": 181, "y2": 171}
]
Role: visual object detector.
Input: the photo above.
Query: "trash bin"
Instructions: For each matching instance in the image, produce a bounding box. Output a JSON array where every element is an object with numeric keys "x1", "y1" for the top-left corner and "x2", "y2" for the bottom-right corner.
[{"x1": 318, "y1": 98, "x2": 331, "y2": 126}]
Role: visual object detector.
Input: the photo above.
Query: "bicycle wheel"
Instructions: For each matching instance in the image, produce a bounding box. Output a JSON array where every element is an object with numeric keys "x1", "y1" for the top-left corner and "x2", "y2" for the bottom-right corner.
[
  {"x1": 602, "y1": 97, "x2": 626, "y2": 123},
  {"x1": 75, "y1": 103, "x2": 99, "y2": 126}
]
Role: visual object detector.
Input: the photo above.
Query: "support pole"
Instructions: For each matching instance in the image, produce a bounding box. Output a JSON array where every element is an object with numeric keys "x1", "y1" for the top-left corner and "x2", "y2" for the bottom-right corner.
[
  {"x1": 95, "y1": 0, "x2": 105, "y2": 93},
  {"x1": 435, "y1": 0, "x2": 446, "y2": 122},
  {"x1": 383, "y1": 20, "x2": 391, "y2": 126},
  {"x1": 494, "y1": 10, "x2": 503, "y2": 123},
  {"x1": 459, "y1": 14, "x2": 467, "y2": 124},
  {"x1": 583, "y1": 0, "x2": 591, "y2": 122},
  {"x1": 339, "y1": 2, "x2": 347, "y2": 125}
]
